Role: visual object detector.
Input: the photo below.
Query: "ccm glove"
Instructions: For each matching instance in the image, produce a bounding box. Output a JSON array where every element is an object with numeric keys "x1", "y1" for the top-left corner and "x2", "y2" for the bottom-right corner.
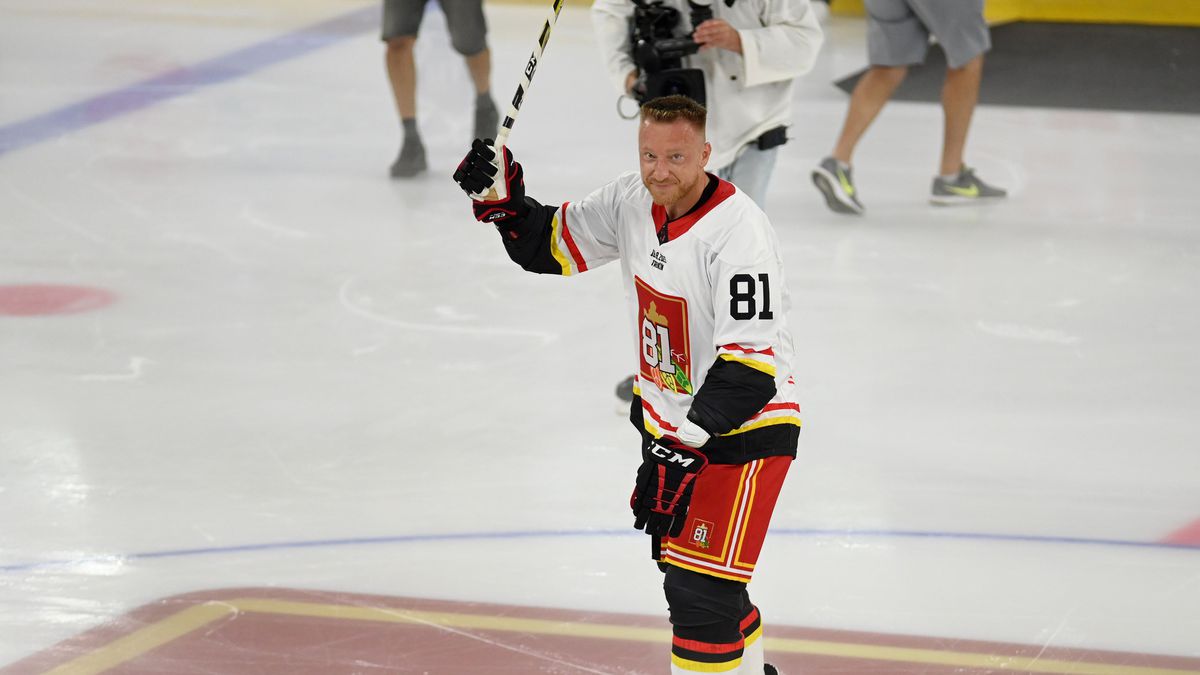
[
  {"x1": 452, "y1": 138, "x2": 528, "y2": 227},
  {"x1": 631, "y1": 437, "x2": 709, "y2": 538}
]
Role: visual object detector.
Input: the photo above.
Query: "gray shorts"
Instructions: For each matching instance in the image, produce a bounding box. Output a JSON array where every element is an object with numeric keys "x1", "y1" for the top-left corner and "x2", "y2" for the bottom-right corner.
[
  {"x1": 381, "y1": 0, "x2": 488, "y2": 56},
  {"x1": 865, "y1": 0, "x2": 990, "y2": 69}
]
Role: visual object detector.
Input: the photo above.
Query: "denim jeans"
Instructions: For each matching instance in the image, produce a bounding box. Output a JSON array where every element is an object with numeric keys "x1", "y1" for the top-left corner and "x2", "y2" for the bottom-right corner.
[{"x1": 715, "y1": 143, "x2": 780, "y2": 210}]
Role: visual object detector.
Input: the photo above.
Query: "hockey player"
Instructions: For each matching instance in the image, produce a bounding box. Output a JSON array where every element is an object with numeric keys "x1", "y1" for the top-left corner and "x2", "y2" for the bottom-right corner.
[
  {"x1": 453, "y1": 95, "x2": 799, "y2": 675},
  {"x1": 594, "y1": 0, "x2": 822, "y2": 408}
]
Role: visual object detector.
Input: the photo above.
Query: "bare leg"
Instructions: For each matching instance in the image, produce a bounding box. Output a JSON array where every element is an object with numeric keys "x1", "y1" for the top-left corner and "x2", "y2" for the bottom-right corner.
[
  {"x1": 464, "y1": 48, "x2": 492, "y2": 96},
  {"x1": 465, "y1": 48, "x2": 498, "y2": 139},
  {"x1": 939, "y1": 54, "x2": 984, "y2": 176},
  {"x1": 385, "y1": 36, "x2": 418, "y2": 121},
  {"x1": 385, "y1": 36, "x2": 426, "y2": 177},
  {"x1": 832, "y1": 65, "x2": 908, "y2": 164}
]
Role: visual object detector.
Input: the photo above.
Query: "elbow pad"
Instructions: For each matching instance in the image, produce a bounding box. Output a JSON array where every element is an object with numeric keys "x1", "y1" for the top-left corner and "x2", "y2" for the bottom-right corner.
[{"x1": 687, "y1": 358, "x2": 777, "y2": 435}]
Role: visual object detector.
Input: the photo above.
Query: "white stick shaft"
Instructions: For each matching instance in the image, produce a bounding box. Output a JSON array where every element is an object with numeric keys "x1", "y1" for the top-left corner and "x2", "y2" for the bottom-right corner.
[{"x1": 481, "y1": 0, "x2": 565, "y2": 202}]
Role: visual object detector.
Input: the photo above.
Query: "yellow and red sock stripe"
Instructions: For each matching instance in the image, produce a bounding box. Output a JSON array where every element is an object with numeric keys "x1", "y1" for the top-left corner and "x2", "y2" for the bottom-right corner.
[
  {"x1": 740, "y1": 605, "x2": 762, "y2": 645},
  {"x1": 671, "y1": 635, "x2": 744, "y2": 673}
]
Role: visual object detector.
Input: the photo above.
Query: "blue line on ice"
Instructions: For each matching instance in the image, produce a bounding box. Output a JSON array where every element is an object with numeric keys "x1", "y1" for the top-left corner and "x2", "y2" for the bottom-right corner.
[
  {"x1": 3, "y1": 527, "x2": 1196, "y2": 573},
  {"x1": 0, "y1": 5, "x2": 377, "y2": 157}
]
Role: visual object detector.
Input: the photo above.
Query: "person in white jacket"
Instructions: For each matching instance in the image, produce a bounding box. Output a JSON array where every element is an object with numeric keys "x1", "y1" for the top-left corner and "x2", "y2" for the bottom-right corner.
[{"x1": 592, "y1": 0, "x2": 823, "y2": 208}]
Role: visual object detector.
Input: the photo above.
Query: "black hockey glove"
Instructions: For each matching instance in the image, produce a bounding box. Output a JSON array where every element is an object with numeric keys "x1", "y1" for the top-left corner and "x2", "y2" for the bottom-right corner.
[
  {"x1": 452, "y1": 138, "x2": 528, "y2": 228},
  {"x1": 631, "y1": 437, "x2": 709, "y2": 538}
]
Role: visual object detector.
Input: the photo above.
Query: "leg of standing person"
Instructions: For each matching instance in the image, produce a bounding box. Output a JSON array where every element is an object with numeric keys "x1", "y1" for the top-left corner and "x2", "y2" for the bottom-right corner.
[
  {"x1": 659, "y1": 457, "x2": 791, "y2": 674},
  {"x1": 716, "y1": 143, "x2": 780, "y2": 210},
  {"x1": 910, "y1": 0, "x2": 1007, "y2": 203},
  {"x1": 384, "y1": 0, "x2": 429, "y2": 178},
  {"x1": 938, "y1": 53, "x2": 982, "y2": 176},
  {"x1": 464, "y1": 49, "x2": 500, "y2": 139},
  {"x1": 830, "y1": 65, "x2": 908, "y2": 167},
  {"x1": 736, "y1": 588, "x2": 766, "y2": 674},
  {"x1": 812, "y1": 0, "x2": 926, "y2": 214},
  {"x1": 664, "y1": 566, "x2": 747, "y2": 674},
  {"x1": 441, "y1": 0, "x2": 500, "y2": 140},
  {"x1": 811, "y1": 64, "x2": 906, "y2": 214}
]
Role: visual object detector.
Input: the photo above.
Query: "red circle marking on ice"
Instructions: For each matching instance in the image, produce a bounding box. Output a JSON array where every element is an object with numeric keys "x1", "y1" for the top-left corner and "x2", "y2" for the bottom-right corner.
[
  {"x1": 1162, "y1": 518, "x2": 1200, "y2": 547},
  {"x1": 0, "y1": 284, "x2": 116, "y2": 316}
]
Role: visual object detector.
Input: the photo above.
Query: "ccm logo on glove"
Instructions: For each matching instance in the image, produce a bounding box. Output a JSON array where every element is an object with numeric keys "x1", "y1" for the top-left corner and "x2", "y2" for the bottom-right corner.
[{"x1": 649, "y1": 444, "x2": 702, "y2": 468}]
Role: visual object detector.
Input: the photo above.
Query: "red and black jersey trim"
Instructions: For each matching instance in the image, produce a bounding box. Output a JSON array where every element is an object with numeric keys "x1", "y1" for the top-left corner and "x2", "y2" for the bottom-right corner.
[
  {"x1": 499, "y1": 199, "x2": 569, "y2": 275},
  {"x1": 653, "y1": 174, "x2": 736, "y2": 244},
  {"x1": 672, "y1": 635, "x2": 745, "y2": 665}
]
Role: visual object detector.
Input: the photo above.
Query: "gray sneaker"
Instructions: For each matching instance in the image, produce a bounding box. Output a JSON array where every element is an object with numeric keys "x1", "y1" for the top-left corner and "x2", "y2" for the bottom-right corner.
[
  {"x1": 389, "y1": 136, "x2": 427, "y2": 178},
  {"x1": 474, "y1": 96, "x2": 500, "y2": 141},
  {"x1": 930, "y1": 166, "x2": 1006, "y2": 205},
  {"x1": 811, "y1": 156, "x2": 864, "y2": 215}
]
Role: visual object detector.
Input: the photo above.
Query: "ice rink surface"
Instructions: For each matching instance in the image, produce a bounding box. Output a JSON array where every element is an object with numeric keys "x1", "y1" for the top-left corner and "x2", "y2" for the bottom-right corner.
[{"x1": 2, "y1": 0, "x2": 1199, "y2": 671}]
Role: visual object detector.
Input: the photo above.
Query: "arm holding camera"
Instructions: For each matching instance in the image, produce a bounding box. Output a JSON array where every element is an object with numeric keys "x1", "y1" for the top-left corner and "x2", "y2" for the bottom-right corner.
[
  {"x1": 593, "y1": 0, "x2": 712, "y2": 102},
  {"x1": 692, "y1": 18, "x2": 742, "y2": 54},
  {"x1": 591, "y1": 0, "x2": 640, "y2": 97}
]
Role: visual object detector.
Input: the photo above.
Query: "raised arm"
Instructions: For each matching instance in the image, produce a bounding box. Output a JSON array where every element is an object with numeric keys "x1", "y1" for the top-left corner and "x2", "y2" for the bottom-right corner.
[{"x1": 452, "y1": 139, "x2": 621, "y2": 276}]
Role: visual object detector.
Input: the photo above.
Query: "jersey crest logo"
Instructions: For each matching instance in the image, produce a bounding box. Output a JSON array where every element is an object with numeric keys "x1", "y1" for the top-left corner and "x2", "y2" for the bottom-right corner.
[
  {"x1": 690, "y1": 519, "x2": 714, "y2": 549},
  {"x1": 634, "y1": 276, "x2": 692, "y2": 395}
]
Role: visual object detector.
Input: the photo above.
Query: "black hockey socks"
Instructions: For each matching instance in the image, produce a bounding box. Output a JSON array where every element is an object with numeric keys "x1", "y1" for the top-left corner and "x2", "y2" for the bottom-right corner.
[
  {"x1": 740, "y1": 603, "x2": 766, "y2": 673},
  {"x1": 664, "y1": 566, "x2": 747, "y2": 673}
]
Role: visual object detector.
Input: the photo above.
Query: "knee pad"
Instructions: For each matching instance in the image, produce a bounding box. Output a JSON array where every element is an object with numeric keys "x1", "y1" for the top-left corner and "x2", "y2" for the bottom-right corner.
[{"x1": 662, "y1": 565, "x2": 746, "y2": 643}]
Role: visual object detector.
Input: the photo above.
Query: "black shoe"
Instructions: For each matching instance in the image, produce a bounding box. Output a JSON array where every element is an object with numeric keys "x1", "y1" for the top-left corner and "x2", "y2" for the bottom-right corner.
[
  {"x1": 764, "y1": 665, "x2": 780, "y2": 675},
  {"x1": 474, "y1": 97, "x2": 500, "y2": 141},
  {"x1": 389, "y1": 137, "x2": 427, "y2": 178},
  {"x1": 615, "y1": 374, "x2": 636, "y2": 402}
]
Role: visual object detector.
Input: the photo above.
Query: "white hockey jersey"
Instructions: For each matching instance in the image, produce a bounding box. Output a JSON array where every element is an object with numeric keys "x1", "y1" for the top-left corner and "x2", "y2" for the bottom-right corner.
[{"x1": 537, "y1": 172, "x2": 801, "y2": 458}]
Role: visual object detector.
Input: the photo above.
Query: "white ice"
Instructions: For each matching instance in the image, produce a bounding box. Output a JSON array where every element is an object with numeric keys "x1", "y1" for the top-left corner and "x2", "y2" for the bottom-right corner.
[{"x1": 2, "y1": 0, "x2": 1199, "y2": 668}]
